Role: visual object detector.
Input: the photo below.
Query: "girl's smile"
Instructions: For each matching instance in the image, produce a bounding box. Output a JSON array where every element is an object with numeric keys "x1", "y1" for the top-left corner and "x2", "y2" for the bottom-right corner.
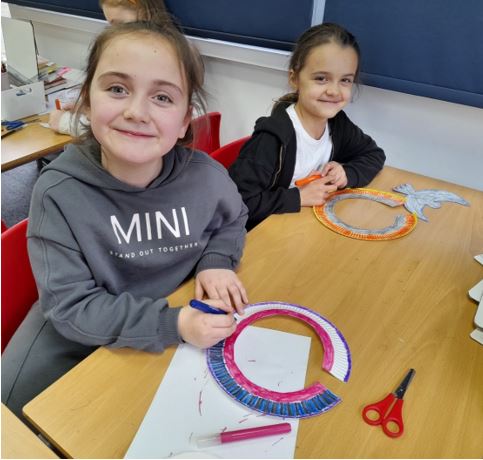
[
  {"x1": 113, "y1": 127, "x2": 157, "y2": 138},
  {"x1": 318, "y1": 98, "x2": 344, "y2": 104}
]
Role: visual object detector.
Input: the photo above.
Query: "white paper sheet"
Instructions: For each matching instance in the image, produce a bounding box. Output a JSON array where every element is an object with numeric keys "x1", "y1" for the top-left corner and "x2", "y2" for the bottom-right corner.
[
  {"x1": 468, "y1": 280, "x2": 483, "y2": 303},
  {"x1": 125, "y1": 326, "x2": 311, "y2": 459},
  {"x1": 474, "y1": 297, "x2": 483, "y2": 329},
  {"x1": 470, "y1": 328, "x2": 483, "y2": 345}
]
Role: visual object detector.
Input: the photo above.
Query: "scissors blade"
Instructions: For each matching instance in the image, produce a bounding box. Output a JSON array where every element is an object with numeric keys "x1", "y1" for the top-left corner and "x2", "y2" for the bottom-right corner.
[{"x1": 394, "y1": 368, "x2": 415, "y2": 399}]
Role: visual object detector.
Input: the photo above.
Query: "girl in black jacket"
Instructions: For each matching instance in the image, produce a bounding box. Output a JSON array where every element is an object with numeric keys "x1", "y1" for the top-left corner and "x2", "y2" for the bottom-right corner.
[{"x1": 229, "y1": 23, "x2": 385, "y2": 230}]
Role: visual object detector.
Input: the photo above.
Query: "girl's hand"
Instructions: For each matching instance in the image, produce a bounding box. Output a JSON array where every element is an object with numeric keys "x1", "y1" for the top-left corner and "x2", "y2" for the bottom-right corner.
[
  {"x1": 178, "y1": 299, "x2": 237, "y2": 348},
  {"x1": 48, "y1": 109, "x2": 67, "y2": 132},
  {"x1": 195, "y1": 269, "x2": 248, "y2": 315},
  {"x1": 320, "y1": 161, "x2": 348, "y2": 189},
  {"x1": 298, "y1": 174, "x2": 338, "y2": 206},
  {"x1": 48, "y1": 105, "x2": 75, "y2": 133}
]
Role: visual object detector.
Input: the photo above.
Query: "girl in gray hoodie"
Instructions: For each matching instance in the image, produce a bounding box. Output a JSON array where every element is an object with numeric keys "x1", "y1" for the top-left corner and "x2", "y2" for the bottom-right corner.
[{"x1": 2, "y1": 21, "x2": 248, "y2": 418}]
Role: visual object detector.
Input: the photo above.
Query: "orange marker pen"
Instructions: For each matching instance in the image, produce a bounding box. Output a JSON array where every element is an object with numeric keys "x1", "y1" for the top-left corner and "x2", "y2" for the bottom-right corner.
[
  {"x1": 295, "y1": 173, "x2": 322, "y2": 187},
  {"x1": 55, "y1": 99, "x2": 62, "y2": 110}
]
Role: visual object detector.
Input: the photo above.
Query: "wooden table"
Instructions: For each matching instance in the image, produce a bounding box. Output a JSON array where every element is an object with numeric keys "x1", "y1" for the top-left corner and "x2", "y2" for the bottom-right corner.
[
  {"x1": 1, "y1": 404, "x2": 58, "y2": 459},
  {"x1": 1, "y1": 114, "x2": 72, "y2": 172},
  {"x1": 22, "y1": 167, "x2": 483, "y2": 458}
]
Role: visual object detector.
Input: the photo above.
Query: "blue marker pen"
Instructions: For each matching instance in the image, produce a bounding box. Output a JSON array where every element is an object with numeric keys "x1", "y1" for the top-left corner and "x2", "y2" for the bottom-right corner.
[{"x1": 189, "y1": 299, "x2": 228, "y2": 315}]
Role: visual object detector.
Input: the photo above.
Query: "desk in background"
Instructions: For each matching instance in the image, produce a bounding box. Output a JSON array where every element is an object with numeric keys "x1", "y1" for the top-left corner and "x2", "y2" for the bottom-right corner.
[
  {"x1": 1, "y1": 404, "x2": 58, "y2": 459},
  {"x1": 22, "y1": 167, "x2": 483, "y2": 458},
  {"x1": 1, "y1": 114, "x2": 72, "y2": 172}
]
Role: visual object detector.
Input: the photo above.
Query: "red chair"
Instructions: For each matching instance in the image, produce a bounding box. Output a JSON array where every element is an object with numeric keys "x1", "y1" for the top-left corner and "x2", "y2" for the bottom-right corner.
[
  {"x1": 1, "y1": 220, "x2": 8, "y2": 233},
  {"x1": 190, "y1": 111, "x2": 221, "y2": 154},
  {"x1": 1, "y1": 219, "x2": 38, "y2": 353},
  {"x1": 210, "y1": 136, "x2": 251, "y2": 169}
]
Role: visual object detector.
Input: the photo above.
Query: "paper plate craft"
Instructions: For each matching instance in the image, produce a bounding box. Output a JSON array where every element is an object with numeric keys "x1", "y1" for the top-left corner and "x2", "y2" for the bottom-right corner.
[
  {"x1": 313, "y1": 188, "x2": 418, "y2": 241},
  {"x1": 313, "y1": 184, "x2": 470, "y2": 240},
  {"x1": 206, "y1": 301, "x2": 351, "y2": 419},
  {"x1": 392, "y1": 183, "x2": 470, "y2": 222}
]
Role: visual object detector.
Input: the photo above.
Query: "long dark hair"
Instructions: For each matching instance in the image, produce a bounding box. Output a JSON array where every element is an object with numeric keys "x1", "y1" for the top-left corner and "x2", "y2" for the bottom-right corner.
[
  {"x1": 73, "y1": 21, "x2": 206, "y2": 146},
  {"x1": 274, "y1": 22, "x2": 361, "y2": 110}
]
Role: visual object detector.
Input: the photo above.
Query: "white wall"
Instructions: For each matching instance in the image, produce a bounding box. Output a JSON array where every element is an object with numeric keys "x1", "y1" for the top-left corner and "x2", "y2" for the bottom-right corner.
[
  {"x1": 7, "y1": 4, "x2": 483, "y2": 191},
  {"x1": 344, "y1": 86, "x2": 483, "y2": 191}
]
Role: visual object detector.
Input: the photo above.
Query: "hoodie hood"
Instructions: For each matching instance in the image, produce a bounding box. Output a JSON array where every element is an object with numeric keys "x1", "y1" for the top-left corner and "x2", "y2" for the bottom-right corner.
[
  {"x1": 41, "y1": 141, "x2": 192, "y2": 192},
  {"x1": 252, "y1": 102, "x2": 296, "y2": 147}
]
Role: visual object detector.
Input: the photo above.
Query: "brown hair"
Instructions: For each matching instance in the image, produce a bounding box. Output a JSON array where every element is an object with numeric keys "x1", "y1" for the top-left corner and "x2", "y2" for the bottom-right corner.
[
  {"x1": 274, "y1": 22, "x2": 361, "y2": 110},
  {"x1": 99, "y1": 0, "x2": 173, "y2": 25},
  {"x1": 73, "y1": 21, "x2": 206, "y2": 146}
]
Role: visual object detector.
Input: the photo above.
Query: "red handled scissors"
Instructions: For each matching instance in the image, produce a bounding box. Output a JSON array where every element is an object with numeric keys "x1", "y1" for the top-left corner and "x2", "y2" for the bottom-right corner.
[{"x1": 362, "y1": 368, "x2": 415, "y2": 438}]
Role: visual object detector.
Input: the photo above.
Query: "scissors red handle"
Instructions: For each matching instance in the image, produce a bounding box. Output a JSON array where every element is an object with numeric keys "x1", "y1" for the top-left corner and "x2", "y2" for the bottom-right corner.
[{"x1": 362, "y1": 393, "x2": 404, "y2": 438}]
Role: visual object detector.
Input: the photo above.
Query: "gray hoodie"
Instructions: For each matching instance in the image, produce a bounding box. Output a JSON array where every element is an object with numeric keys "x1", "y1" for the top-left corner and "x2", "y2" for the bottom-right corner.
[{"x1": 27, "y1": 142, "x2": 248, "y2": 352}]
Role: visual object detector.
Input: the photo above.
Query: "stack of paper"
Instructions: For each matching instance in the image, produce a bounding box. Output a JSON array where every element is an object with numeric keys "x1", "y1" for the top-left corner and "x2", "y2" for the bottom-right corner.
[{"x1": 37, "y1": 57, "x2": 68, "y2": 95}]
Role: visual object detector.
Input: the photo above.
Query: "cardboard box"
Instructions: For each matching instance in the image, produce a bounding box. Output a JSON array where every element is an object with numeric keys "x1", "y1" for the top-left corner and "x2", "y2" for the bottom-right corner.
[{"x1": 1, "y1": 81, "x2": 46, "y2": 121}]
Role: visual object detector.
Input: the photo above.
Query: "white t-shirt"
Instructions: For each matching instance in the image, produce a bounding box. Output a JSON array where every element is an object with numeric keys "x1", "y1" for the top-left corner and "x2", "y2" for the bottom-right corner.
[
  {"x1": 286, "y1": 104, "x2": 333, "y2": 188},
  {"x1": 58, "y1": 111, "x2": 89, "y2": 136}
]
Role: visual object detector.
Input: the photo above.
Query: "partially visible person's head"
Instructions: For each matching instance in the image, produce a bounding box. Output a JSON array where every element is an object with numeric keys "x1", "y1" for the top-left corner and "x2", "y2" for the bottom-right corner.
[
  {"x1": 75, "y1": 21, "x2": 206, "y2": 150},
  {"x1": 100, "y1": 0, "x2": 171, "y2": 25},
  {"x1": 275, "y1": 23, "x2": 361, "y2": 115}
]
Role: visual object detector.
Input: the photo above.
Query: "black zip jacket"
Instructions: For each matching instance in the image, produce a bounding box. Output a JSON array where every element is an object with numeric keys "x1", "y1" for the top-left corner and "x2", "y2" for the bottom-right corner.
[{"x1": 229, "y1": 102, "x2": 386, "y2": 229}]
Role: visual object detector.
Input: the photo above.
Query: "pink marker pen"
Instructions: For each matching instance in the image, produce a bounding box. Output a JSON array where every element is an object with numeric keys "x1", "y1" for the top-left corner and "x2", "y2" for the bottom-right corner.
[{"x1": 196, "y1": 422, "x2": 291, "y2": 447}]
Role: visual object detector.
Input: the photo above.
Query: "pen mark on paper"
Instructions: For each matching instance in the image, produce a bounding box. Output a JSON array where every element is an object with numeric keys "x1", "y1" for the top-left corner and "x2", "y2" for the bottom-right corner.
[
  {"x1": 198, "y1": 390, "x2": 203, "y2": 416},
  {"x1": 272, "y1": 436, "x2": 285, "y2": 446}
]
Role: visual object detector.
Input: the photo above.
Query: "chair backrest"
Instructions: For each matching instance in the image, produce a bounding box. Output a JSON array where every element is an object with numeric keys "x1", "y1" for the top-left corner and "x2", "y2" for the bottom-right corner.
[
  {"x1": 210, "y1": 136, "x2": 251, "y2": 169},
  {"x1": 190, "y1": 111, "x2": 221, "y2": 154},
  {"x1": 1, "y1": 218, "x2": 38, "y2": 353}
]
